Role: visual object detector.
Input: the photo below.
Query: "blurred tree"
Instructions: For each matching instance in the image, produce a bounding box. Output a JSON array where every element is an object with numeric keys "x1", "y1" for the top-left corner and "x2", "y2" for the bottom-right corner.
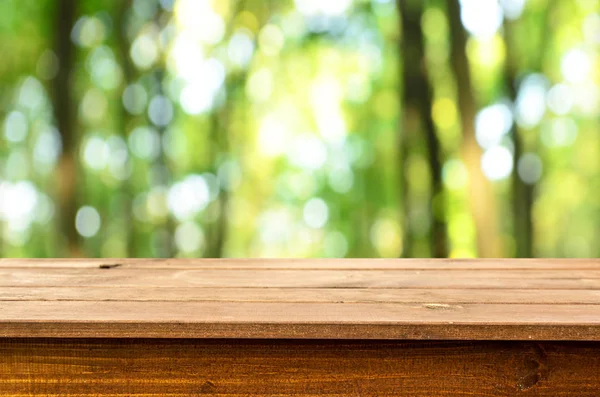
[
  {"x1": 205, "y1": 0, "x2": 281, "y2": 257},
  {"x1": 115, "y1": 0, "x2": 135, "y2": 256},
  {"x1": 52, "y1": 0, "x2": 78, "y2": 256},
  {"x1": 504, "y1": 15, "x2": 532, "y2": 258},
  {"x1": 204, "y1": 0, "x2": 251, "y2": 258},
  {"x1": 398, "y1": 0, "x2": 447, "y2": 257},
  {"x1": 446, "y1": 0, "x2": 501, "y2": 257},
  {"x1": 151, "y1": 8, "x2": 175, "y2": 258},
  {"x1": 504, "y1": 4, "x2": 551, "y2": 258}
]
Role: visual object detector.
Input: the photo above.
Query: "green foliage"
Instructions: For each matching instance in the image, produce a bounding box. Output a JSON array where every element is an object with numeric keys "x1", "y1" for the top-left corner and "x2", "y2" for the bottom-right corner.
[{"x1": 0, "y1": 0, "x2": 598, "y2": 258}]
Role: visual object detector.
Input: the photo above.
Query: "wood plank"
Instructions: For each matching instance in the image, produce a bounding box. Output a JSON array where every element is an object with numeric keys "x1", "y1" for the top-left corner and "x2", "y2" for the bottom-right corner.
[
  {"x1": 1, "y1": 301, "x2": 600, "y2": 339},
  {"x1": 2, "y1": 286, "x2": 600, "y2": 304},
  {"x1": 3, "y1": 259, "x2": 600, "y2": 340},
  {"x1": 1, "y1": 258, "x2": 599, "y2": 270},
  {"x1": 3, "y1": 268, "x2": 600, "y2": 289},
  {"x1": 1, "y1": 339, "x2": 600, "y2": 396}
]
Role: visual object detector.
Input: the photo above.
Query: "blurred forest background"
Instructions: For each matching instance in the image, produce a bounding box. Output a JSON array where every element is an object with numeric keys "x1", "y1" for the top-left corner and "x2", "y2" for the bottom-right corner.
[{"x1": 0, "y1": 0, "x2": 598, "y2": 258}]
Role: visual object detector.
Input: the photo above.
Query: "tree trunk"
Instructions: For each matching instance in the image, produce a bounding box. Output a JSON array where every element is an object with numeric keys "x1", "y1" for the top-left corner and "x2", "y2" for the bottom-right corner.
[
  {"x1": 52, "y1": 0, "x2": 79, "y2": 257},
  {"x1": 446, "y1": 0, "x2": 501, "y2": 257},
  {"x1": 398, "y1": 0, "x2": 447, "y2": 257},
  {"x1": 504, "y1": 5, "x2": 551, "y2": 258},
  {"x1": 115, "y1": 0, "x2": 136, "y2": 257},
  {"x1": 205, "y1": 100, "x2": 231, "y2": 258},
  {"x1": 204, "y1": 0, "x2": 254, "y2": 258},
  {"x1": 153, "y1": 69, "x2": 175, "y2": 258},
  {"x1": 149, "y1": 10, "x2": 175, "y2": 258},
  {"x1": 503, "y1": 20, "x2": 533, "y2": 258}
]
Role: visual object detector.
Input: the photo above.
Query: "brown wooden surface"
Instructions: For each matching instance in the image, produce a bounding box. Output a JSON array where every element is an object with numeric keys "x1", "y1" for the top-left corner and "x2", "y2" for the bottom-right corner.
[
  {"x1": 2, "y1": 257, "x2": 599, "y2": 269},
  {"x1": 1, "y1": 259, "x2": 600, "y2": 340},
  {"x1": 1, "y1": 339, "x2": 600, "y2": 396}
]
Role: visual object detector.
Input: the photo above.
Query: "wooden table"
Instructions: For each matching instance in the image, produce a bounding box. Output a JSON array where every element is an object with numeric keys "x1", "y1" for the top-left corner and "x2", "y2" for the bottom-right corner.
[{"x1": 1, "y1": 258, "x2": 600, "y2": 396}]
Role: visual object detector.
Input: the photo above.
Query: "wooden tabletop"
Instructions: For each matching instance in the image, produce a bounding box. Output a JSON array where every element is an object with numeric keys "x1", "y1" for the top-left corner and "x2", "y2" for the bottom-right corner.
[{"x1": 1, "y1": 258, "x2": 600, "y2": 340}]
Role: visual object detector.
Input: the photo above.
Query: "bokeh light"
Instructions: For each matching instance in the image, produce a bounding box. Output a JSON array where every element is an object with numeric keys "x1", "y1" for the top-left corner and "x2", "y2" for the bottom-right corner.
[{"x1": 0, "y1": 0, "x2": 597, "y2": 259}]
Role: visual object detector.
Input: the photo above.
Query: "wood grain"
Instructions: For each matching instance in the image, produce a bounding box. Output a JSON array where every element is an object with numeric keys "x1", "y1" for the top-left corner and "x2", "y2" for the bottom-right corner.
[
  {"x1": 1, "y1": 301, "x2": 600, "y2": 339},
  {"x1": 2, "y1": 259, "x2": 600, "y2": 340},
  {"x1": 3, "y1": 268, "x2": 600, "y2": 289},
  {"x1": 1, "y1": 339, "x2": 600, "y2": 396},
  {"x1": 3, "y1": 260, "x2": 600, "y2": 395},
  {"x1": 3, "y1": 286, "x2": 600, "y2": 304}
]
